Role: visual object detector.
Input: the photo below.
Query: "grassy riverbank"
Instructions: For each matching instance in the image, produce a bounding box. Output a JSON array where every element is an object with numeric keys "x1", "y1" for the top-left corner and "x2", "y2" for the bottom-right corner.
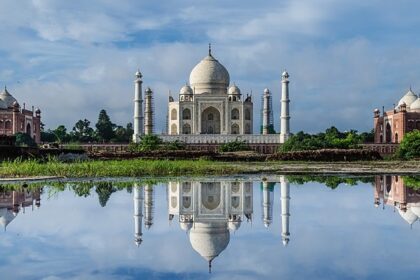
[{"x1": 0, "y1": 158, "x2": 419, "y2": 178}]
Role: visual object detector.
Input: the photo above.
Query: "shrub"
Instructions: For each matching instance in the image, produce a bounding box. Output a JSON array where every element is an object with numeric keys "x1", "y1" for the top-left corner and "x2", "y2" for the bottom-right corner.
[
  {"x1": 129, "y1": 135, "x2": 162, "y2": 152},
  {"x1": 15, "y1": 132, "x2": 37, "y2": 147},
  {"x1": 397, "y1": 130, "x2": 420, "y2": 159},
  {"x1": 219, "y1": 140, "x2": 250, "y2": 152}
]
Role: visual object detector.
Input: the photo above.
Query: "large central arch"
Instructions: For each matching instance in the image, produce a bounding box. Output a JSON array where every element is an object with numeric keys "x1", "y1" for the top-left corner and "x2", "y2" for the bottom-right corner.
[{"x1": 201, "y1": 106, "x2": 221, "y2": 134}]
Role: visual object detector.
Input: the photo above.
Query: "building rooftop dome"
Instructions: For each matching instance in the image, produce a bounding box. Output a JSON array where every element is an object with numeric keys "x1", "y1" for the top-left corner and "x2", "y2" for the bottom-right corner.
[
  {"x1": 189, "y1": 52, "x2": 230, "y2": 93},
  {"x1": 180, "y1": 84, "x2": 193, "y2": 95},
  {"x1": 228, "y1": 84, "x2": 241, "y2": 95},
  {"x1": 409, "y1": 97, "x2": 420, "y2": 111},
  {"x1": 397, "y1": 89, "x2": 418, "y2": 108},
  {"x1": 0, "y1": 86, "x2": 17, "y2": 108},
  {"x1": 189, "y1": 222, "x2": 230, "y2": 262},
  {"x1": 0, "y1": 98, "x2": 7, "y2": 109}
]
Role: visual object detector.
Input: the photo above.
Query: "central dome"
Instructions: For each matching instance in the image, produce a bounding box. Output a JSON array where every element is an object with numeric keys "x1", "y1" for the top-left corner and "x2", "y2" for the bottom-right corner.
[{"x1": 189, "y1": 54, "x2": 230, "y2": 94}]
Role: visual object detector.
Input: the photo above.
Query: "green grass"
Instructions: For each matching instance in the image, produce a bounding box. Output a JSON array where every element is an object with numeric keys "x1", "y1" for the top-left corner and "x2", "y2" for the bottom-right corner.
[{"x1": 0, "y1": 158, "x2": 240, "y2": 178}]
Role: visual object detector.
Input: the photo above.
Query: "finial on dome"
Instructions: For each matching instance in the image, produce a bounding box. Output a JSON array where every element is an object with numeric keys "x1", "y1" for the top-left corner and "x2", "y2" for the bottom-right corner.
[{"x1": 208, "y1": 43, "x2": 212, "y2": 56}]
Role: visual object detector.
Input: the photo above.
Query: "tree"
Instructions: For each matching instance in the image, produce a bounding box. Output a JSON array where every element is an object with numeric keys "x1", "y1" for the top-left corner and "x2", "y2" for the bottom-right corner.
[
  {"x1": 96, "y1": 182, "x2": 116, "y2": 207},
  {"x1": 41, "y1": 130, "x2": 57, "y2": 142},
  {"x1": 397, "y1": 130, "x2": 420, "y2": 159},
  {"x1": 95, "y1": 109, "x2": 115, "y2": 142},
  {"x1": 15, "y1": 132, "x2": 37, "y2": 147},
  {"x1": 53, "y1": 125, "x2": 70, "y2": 143},
  {"x1": 72, "y1": 119, "x2": 95, "y2": 142}
]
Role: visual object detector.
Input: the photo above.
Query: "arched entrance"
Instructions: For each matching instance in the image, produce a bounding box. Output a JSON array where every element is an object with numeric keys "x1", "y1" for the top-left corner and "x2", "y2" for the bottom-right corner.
[
  {"x1": 201, "y1": 107, "x2": 220, "y2": 134},
  {"x1": 385, "y1": 123, "x2": 392, "y2": 143},
  {"x1": 26, "y1": 123, "x2": 31, "y2": 135}
]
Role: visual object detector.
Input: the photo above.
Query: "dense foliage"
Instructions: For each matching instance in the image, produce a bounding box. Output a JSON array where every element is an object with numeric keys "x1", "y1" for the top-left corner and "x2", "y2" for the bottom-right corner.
[
  {"x1": 397, "y1": 130, "x2": 420, "y2": 159},
  {"x1": 40, "y1": 109, "x2": 133, "y2": 144},
  {"x1": 219, "y1": 140, "x2": 250, "y2": 152},
  {"x1": 286, "y1": 175, "x2": 375, "y2": 189},
  {"x1": 15, "y1": 132, "x2": 37, "y2": 147},
  {"x1": 280, "y1": 127, "x2": 373, "y2": 152},
  {"x1": 129, "y1": 135, "x2": 163, "y2": 152}
]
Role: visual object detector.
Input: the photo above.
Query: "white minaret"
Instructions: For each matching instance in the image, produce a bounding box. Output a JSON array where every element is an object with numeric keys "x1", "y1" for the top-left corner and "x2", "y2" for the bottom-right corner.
[
  {"x1": 280, "y1": 71, "x2": 290, "y2": 143},
  {"x1": 144, "y1": 185, "x2": 154, "y2": 229},
  {"x1": 133, "y1": 184, "x2": 144, "y2": 247},
  {"x1": 261, "y1": 181, "x2": 274, "y2": 228},
  {"x1": 133, "y1": 70, "x2": 144, "y2": 143},
  {"x1": 262, "y1": 88, "x2": 270, "y2": 135},
  {"x1": 144, "y1": 87, "x2": 153, "y2": 135},
  {"x1": 280, "y1": 175, "x2": 290, "y2": 246}
]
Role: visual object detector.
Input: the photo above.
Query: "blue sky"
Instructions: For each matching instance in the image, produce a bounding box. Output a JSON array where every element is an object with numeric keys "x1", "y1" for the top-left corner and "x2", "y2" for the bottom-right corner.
[{"x1": 1, "y1": 0, "x2": 420, "y2": 133}]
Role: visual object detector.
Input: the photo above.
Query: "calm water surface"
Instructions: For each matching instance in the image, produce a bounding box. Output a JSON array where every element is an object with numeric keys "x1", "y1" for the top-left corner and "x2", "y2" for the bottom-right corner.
[{"x1": 0, "y1": 175, "x2": 419, "y2": 280}]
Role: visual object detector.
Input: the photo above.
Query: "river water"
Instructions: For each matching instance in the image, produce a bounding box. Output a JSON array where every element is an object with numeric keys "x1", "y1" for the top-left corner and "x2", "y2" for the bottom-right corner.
[{"x1": 0, "y1": 175, "x2": 419, "y2": 280}]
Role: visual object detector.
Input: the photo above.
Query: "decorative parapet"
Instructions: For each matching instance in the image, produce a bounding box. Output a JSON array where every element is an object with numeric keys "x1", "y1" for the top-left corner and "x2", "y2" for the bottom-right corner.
[{"x1": 159, "y1": 134, "x2": 281, "y2": 144}]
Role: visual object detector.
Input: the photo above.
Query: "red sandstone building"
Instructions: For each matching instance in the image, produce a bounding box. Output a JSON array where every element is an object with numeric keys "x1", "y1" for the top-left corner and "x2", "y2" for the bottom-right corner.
[
  {"x1": 374, "y1": 89, "x2": 420, "y2": 143},
  {"x1": 0, "y1": 86, "x2": 41, "y2": 143}
]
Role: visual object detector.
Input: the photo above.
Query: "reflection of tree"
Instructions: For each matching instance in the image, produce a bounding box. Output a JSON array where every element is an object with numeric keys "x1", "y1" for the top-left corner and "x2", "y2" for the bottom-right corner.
[
  {"x1": 96, "y1": 182, "x2": 116, "y2": 207},
  {"x1": 404, "y1": 176, "x2": 420, "y2": 190},
  {"x1": 286, "y1": 175, "x2": 375, "y2": 189},
  {"x1": 72, "y1": 185, "x2": 92, "y2": 197}
]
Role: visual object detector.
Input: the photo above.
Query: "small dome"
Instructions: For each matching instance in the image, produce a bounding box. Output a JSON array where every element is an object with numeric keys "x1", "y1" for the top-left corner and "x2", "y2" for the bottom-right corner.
[
  {"x1": 264, "y1": 88, "x2": 270, "y2": 94},
  {"x1": 180, "y1": 84, "x2": 193, "y2": 95},
  {"x1": 410, "y1": 98, "x2": 420, "y2": 111},
  {"x1": 397, "y1": 89, "x2": 417, "y2": 108},
  {"x1": 135, "y1": 69, "x2": 142, "y2": 78},
  {"x1": 228, "y1": 85, "x2": 241, "y2": 95},
  {"x1": 189, "y1": 54, "x2": 230, "y2": 93},
  {"x1": 282, "y1": 71, "x2": 289, "y2": 79},
  {"x1": 398, "y1": 208, "x2": 418, "y2": 225},
  {"x1": 35, "y1": 107, "x2": 41, "y2": 114},
  {"x1": 0, "y1": 87, "x2": 17, "y2": 108},
  {"x1": 189, "y1": 222, "x2": 230, "y2": 262},
  {"x1": 145, "y1": 87, "x2": 152, "y2": 94}
]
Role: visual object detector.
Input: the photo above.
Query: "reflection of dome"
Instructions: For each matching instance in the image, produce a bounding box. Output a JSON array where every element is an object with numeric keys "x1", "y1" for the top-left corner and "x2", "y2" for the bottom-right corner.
[
  {"x1": 0, "y1": 87, "x2": 17, "y2": 108},
  {"x1": 180, "y1": 84, "x2": 193, "y2": 95},
  {"x1": 398, "y1": 208, "x2": 418, "y2": 225},
  {"x1": 189, "y1": 222, "x2": 230, "y2": 262},
  {"x1": 0, "y1": 208, "x2": 17, "y2": 230},
  {"x1": 189, "y1": 55, "x2": 230, "y2": 93},
  {"x1": 397, "y1": 89, "x2": 417, "y2": 108},
  {"x1": 409, "y1": 205, "x2": 420, "y2": 217},
  {"x1": 180, "y1": 221, "x2": 193, "y2": 231}
]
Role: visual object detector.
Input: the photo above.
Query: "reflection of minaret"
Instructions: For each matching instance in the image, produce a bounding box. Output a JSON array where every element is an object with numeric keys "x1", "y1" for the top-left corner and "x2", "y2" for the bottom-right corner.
[
  {"x1": 133, "y1": 184, "x2": 144, "y2": 246},
  {"x1": 144, "y1": 185, "x2": 154, "y2": 229},
  {"x1": 144, "y1": 87, "x2": 154, "y2": 135},
  {"x1": 261, "y1": 181, "x2": 274, "y2": 228},
  {"x1": 133, "y1": 69, "x2": 143, "y2": 143},
  {"x1": 280, "y1": 176, "x2": 290, "y2": 246}
]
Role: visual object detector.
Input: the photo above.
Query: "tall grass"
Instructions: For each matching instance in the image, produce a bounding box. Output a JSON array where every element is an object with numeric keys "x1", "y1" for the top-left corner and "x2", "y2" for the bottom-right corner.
[{"x1": 0, "y1": 158, "x2": 240, "y2": 178}]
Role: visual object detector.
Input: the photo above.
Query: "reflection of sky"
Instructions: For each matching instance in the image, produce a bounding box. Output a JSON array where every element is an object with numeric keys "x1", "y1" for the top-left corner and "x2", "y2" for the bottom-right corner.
[{"x1": 1, "y1": 178, "x2": 420, "y2": 280}]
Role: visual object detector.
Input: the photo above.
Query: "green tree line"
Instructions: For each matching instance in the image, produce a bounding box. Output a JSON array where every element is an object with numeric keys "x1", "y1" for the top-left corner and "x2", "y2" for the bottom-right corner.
[{"x1": 41, "y1": 109, "x2": 133, "y2": 143}]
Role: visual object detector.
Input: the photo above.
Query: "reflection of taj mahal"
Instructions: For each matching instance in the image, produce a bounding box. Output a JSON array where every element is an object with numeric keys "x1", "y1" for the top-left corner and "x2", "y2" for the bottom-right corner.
[
  {"x1": 373, "y1": 175, "x2": 420, "y2": 226},
  {"x1": 132, "y1": 177, "x2": 291, "y2": 272}
]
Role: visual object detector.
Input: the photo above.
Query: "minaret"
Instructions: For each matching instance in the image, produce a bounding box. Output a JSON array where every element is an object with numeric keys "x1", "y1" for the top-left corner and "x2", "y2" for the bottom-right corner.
[
  {"x1": 144, "y1": 87, "x2": 154, "y2": 135},
  {"x1": 280, "y1": 176, "x2": 290, "y2": 246},
  {"x1": 261, "y1": 181, "x2": 274, "y2": 228},
  {"x1": 133, "y1": 184, "x2": 144, "y2": 246},
  {"x1": 144, "y1": 185, "x2": 154, "y2": 229},
  {"x1": 133, "y1": 70, "x2": 144, "y2": 143},
  {"x1": 280, "y1": 71, "x2": 290, "y2": 143},
  {"x1": 262, "y1": 88, "x2": 270, "y2": 135}
]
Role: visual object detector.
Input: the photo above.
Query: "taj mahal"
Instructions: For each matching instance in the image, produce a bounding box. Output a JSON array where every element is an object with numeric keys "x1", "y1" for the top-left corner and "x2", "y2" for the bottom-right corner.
[{"x1": 132, "y1": 45, "x2": 291, "y2": 148}]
